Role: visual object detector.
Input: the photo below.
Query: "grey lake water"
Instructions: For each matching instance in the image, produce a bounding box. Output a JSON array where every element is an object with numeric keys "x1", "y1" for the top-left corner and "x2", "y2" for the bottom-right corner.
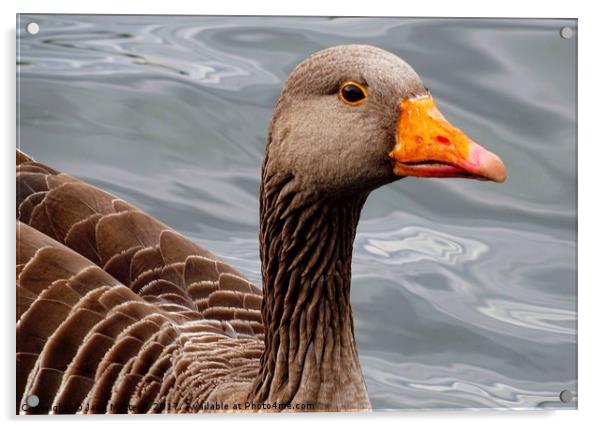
[{"x1": 17, "y1": 15, "x2": 577, "y2": 411}]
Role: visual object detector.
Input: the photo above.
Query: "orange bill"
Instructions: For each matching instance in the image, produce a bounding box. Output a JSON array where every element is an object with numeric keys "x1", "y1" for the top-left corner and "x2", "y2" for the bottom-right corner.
[{"x1": 390, "y1": 96, "x2": 506, "y2": 183}]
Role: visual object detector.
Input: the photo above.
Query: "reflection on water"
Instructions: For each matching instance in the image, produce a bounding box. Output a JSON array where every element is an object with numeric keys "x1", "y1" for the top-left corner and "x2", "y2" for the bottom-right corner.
[{"x1": 17, "y1": 15, "x2": 577, "y2": 410}]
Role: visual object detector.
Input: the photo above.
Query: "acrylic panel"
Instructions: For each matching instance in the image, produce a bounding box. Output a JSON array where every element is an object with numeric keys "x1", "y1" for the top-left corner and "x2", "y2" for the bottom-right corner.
[{"x1": 16, "y1": 15, "x2": 577, "y2": 414}]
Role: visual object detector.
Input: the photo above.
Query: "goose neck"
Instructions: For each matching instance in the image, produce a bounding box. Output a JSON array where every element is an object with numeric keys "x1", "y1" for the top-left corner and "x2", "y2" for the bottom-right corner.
[{"x1": 250, "y1": 173, "x2": 370, "y2": 410}]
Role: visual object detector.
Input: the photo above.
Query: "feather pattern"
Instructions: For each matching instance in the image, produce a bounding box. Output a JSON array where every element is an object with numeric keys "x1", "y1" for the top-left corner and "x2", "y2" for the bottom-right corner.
[{"x1": 16, "y1": 151, "x2": 264, "y2": 414}]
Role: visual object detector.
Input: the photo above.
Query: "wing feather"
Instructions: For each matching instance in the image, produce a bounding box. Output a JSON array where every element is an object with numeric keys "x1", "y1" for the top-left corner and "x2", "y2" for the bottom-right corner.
[
  {"x1": 16, "y1": 150, "x2": 262, "y2": 318},
  {"x1": 15, "y1": 150, "x2": 264, "y2": 414}
]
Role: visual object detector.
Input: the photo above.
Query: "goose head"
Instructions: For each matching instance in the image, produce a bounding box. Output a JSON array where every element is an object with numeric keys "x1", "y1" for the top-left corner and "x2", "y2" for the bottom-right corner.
[{"x1": 264, "y1": 44, "x2": 506, "y2": 198}]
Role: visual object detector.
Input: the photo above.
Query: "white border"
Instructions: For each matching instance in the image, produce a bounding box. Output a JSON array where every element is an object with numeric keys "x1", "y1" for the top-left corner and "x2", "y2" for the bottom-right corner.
[{"x1": 3, "y1": 1, "x2": 599, "y2": 428}]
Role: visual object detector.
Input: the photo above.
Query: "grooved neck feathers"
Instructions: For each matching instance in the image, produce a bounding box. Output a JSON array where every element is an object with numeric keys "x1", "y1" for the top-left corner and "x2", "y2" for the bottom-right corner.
[{"x1": 250, "y1": 165, "x2": 371, "y2": 410}]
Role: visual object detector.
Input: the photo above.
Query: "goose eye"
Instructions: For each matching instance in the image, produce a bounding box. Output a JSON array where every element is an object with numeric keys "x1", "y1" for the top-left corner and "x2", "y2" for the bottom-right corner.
[{"x1": 339, "y1": 81, "x2": 367, "y2": 106}]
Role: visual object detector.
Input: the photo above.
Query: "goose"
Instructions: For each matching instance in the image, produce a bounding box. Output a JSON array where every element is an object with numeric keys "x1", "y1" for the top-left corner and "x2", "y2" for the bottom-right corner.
[{"x1": 16, "y1": 44, "x2": 506, "y2": 414}]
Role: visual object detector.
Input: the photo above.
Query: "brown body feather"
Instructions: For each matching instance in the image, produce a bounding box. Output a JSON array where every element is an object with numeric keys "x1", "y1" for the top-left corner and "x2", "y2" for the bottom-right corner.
[{"x1": 16, "y1": 150, "x2": 264, "y2": 414}]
